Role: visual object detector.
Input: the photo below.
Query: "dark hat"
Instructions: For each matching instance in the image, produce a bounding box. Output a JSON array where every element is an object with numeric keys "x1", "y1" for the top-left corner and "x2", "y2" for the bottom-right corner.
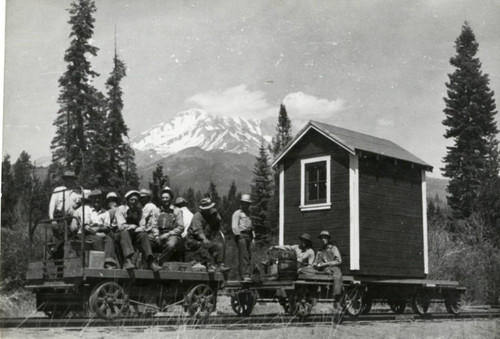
[
  {"x1": 199, "y1": 197, "x2": 216, "y2": 210},
  {"x1": 89, "y1": 189, "x2": 103, "y2": 197},
  {"x1": 174, "y1": 197, "x2": 188, "y2": 206},
  {"x1": 318, "y1": 230, "x2": 332, "y2": 239},
  {"x1": 299, "y1": 233, "x2": 312, "y2": 243},
  {"x1": 124, "y1": 190, "x2": 141, "y2": 200},
  {"x1": 62, "y1": 170, "x2": 77, "y2": 179}
]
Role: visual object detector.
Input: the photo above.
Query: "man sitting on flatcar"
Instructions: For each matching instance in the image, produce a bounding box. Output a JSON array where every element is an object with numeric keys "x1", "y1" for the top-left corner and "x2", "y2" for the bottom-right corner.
[
  {"x1": 185, "y1": 198, "x2": 230, "y2": 273},
  {"x1": 139, "y1": 188, "x2": 159, "y2": 239},
  {"x1": 151, "y1": 186, "x2": 184, "y2": 264},
  {"x1": 70, "y1": 190, "x2": 117, "y2": 269},
  {"x1": 270, "y1": 233, "x2": 315, "y2": 268},
  {"x1": 313, "y1": 230, "x2": 343, "y2": 309},
  {"x1": 114, "y1": 190, "x2": 161, "y2": 271}
]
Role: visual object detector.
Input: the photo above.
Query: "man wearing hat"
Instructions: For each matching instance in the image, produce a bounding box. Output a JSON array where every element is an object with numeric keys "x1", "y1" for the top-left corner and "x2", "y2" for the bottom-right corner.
[
  {"x1": 231, "y1": 194, "x2": 255, "y2": 281},
  {"x1": 104, "y1": 192, "x2": 120, "y2": 227},
  {"x1": 274, "y1": 233, "x2": 316, "y2": 268},
  {"x1": 139, "y1": 188, "x2": 159, "y2": 239},
  {"x1": 48, "y1": 170, "x2": 81, "y2": 220},
  {"x1": 313, "y1": 230, "x2": 343, "y2": 308},
  {"x1": 175, "y1": 197, "x2": 194, "y2": 238},
  {"x1": 70, "y1": 190, "x2": 117, "y2": 269},
  {"x1": 114, "y1": 190, "x2": 161, "y2": 271},
  {"x1": 185, "y1": 197, "x2": 230, "y2": 272},
  {"x1": 151, "y1": 186, "x2": 185, "y2": 264}
]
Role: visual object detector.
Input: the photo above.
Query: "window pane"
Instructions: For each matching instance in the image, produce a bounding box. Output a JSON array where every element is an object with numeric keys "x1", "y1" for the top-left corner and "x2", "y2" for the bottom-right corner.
[
  {"x1": 304, "y1": 160, "x2": 327, "y2": 204},
  {"x1": 318, "y1": 182, "x2": 326, "y2": 200},
  {"x1": 318, "y1": 165, "x2": 326, "y2": 181}
]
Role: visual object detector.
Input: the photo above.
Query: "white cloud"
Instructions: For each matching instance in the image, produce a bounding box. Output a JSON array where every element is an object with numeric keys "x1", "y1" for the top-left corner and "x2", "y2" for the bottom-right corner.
[
  {"x1": 283, "y1": 92, "x2": 345, "y2": 118},
  {"x1": 187, "y1": 84, "x2": 275, "y2": 118}
]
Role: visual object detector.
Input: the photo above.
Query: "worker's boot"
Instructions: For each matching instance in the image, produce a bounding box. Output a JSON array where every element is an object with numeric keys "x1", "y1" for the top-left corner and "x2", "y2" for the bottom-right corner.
[{"x1": 123, "y1": 257, "x2": 135, "y2": 270}]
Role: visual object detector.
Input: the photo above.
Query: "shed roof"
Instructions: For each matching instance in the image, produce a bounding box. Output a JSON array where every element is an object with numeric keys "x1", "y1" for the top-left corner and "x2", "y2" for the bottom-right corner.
[{"x1": 272, "y1": 120, "x2": 433, "y2": 170}]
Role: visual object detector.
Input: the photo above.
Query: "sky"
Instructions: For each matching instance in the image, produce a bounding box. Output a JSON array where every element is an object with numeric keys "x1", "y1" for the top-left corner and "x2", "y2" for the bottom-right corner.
[{"x1": 2, "y1": 0, "x2": 500, "y2": 177}]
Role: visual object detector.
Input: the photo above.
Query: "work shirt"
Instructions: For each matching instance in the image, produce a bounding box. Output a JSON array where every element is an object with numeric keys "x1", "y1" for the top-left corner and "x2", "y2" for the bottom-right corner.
[
  {"x1": 90, "y1": 208, "x2": 111, "y2": 236},
  {"x1": 231, "y1": 209, "x2": 253, "y2": 236},
  {"x1": 286, "y1": 245, "x2": 315, "y2": 266},
  {"x1": 142, "y1": 202, "x2": 159, "y2": 233},
  {"x1": 314, "y1": 244, "x2": 342, "y2": 267},
  {"x1": 115, "y1": 205, "x2": 145, "y2": 232},
  {"x1": 70, "y1": 204, "x2": 93, "y2": 234},
  {"x1": 48, "y1": 186, "x2": 81, "y2": 219},
  {"x1": 180, "y1": 207, "x2": 194, "y2": 238},
  {"x1": 187, "y1": 211, "x2": 221, "y2": 242},
  {"x1": 153, "y1": 205, "x2": 184, "y2": 238}
]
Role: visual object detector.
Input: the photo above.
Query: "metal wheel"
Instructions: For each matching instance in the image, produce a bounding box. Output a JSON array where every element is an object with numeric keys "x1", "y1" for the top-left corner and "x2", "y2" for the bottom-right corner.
[
  {"x1": 89, "y1": 282, "x2": 129, "y2": 320},
  {"x1": 231, "y1": 290, "x2": 256, "y2": 316},
  {"x1": 444, "y1": 291, "x2": 461, "y2": 316},
  {"x1": 361, "y1": 294, "x2": 372, "y2": 315},
  {"x1": 388, "y1": 298, "x2": 406, "y2": 314},
  {"x1": 411, "y1": 289, "x2": 431, "y2": 315},
  {"x1": 184, "y1": 284, "x2": 216, "y2": 319},
  {"x1": 343, "y1": 287, "x2": 363, "y2": 317}
]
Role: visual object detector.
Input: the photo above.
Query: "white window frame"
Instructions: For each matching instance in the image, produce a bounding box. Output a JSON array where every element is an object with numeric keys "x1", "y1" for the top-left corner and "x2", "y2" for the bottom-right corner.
[{"x1": 300, "y1": 155, "x2": 331, "y2": 211}]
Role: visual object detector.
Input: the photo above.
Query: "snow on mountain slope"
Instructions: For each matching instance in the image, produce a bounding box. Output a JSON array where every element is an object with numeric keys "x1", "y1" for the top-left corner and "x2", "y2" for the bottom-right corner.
[{"x1": 131, "y1": 109, "x2": 273, "y2": 156}]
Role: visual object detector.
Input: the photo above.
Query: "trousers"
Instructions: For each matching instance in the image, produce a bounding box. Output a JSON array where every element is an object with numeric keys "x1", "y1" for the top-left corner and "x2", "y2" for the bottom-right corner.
[
  {"x1": 236, "y1": 235, "x2": 252, "y2": 279},
  {"x1": 185, "y1": 234, "x2": 224, "y2": 266},
  {"x1": 325, "y1": 266, "x2": 343, "y2": 299},
  {"x1": 157, "y1": 235, "x2": 182, "y2": 264},
  {"x1": 114, "y1": 229, "x2": 154, "y2": 262},
  {"x1": 79, "y1": 234, "x2": 117, "y2": 265}
]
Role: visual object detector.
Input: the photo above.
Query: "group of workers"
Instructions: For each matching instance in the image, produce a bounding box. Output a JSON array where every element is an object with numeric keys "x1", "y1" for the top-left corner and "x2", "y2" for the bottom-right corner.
[{"x1": 49, "y1": 170, "x2": 343, "y2": 302}]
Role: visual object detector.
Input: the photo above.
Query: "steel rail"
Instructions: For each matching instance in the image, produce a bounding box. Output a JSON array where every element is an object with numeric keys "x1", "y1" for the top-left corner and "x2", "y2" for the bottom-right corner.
[{"x1": 1, "y1": 311, "x2": 499, "y2": 329}]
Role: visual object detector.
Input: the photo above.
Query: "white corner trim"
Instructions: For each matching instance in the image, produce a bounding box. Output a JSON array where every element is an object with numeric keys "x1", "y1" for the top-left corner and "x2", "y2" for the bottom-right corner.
[
  {"x1": 300, "y1": 155, "x2": 331, "y2": 208},
  {"x1": 422, "y1": 170, "x2": 429, "y2": 275},
  {"x1": 349, "y1": 154, "x2": 360, "y2": 271},
  {"x1": 299, "y1": 202, "x2": 332, "y2": 211},
  {"x1": 279, "y1": 164, "x2": 285, "y2": 246}
]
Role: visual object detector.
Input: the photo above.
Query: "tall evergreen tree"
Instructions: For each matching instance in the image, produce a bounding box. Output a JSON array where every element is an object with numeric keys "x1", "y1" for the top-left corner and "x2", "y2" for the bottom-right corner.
[
  {"x1": 206, "y1": 181, "x2": 221, "y2": 207},
  {"x1": 13, "y1": 151, "x2": 34, "y2": 195},
  {"x1": 185, "y1": 187, "x2": 196, "y2": 212},
  {"x1": 148, "y1": 164, "x2": 169, "y2": 205},
  {"x1": 1, "y1": 155, "x2": 17, "y2": 228},
  {"x1": 251, "y1": 141, "x2": 273, "y2": 244},
  {"x1": 442, "y1": 22, "x2": 499, "y2": 219},
  {"x1": 51, "y1": 0, "x2": 103, "y2": 175},
  {"x1": 269, "y1": 104, "x2": 292, "y2": 157}
]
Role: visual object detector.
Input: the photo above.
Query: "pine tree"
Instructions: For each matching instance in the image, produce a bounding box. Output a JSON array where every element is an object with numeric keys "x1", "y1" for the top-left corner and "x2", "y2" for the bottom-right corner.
[
  {"x1": 251, "y1": 141, "x2": 273, "y2": 244},
  {"x1": 13, "y1": 151, "x2": 34, "y2": 195},
  {"x1": 185, "y1": 187, "x2": 196, "y2": 212},
  {"x1": 51, "y1": 0, "x2": 103, "y2": 175},
  {"x1": 442, "y1": 22, "x2": 499, "y2": 219},
  {"x1": 148, "y1": 164, "x2": 169, "y2": 205},
  {"x1": 269, "y1": 104, "x2": 292, "y2": 157},
  {"x1": 206, "y1": 181, "x2": 221, "y2": 207},
  {"x1": 1, "y1": 155, "x2": 18, "y2": 228}
]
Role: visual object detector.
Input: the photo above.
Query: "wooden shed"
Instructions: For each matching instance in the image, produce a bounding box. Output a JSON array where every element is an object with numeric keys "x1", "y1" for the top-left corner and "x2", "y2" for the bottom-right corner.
[{"x1": 272, "y1": 121, "x2": 433, "y2": 279}]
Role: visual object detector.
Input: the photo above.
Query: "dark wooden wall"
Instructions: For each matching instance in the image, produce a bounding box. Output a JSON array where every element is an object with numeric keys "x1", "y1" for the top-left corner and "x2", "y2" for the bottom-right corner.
[
  {"x1": 358, "y1": 154, "x2": 424, "y2": 277},
  {"x1": 282, "y1": 129, "x2": 351, "y2": 271}
]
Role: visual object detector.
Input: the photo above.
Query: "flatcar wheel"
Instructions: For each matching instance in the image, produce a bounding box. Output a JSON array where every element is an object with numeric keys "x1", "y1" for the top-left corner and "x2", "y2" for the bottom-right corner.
[
  {"x1": 361, "y1": 295, "x2": 372, "y2": 315},
  {"x1": 343, "y1": 287, "x2": 363, "y2": 317},
  {"x1": 444, "y1": 291, "x2": 461, "y2": 316},
  {"x1": 231, "y1": 290, "x2": 256, "y2": 316},
  {"x1": 411, "y1": 289, "x2": 431, "y2": 315},
  {"x1": 185, "y1": 284, "x2": 216, "y2": 319},
  {"x1": 387, "y1": 299, "x2": 406, "y2": 314},
  {"x1": 90, "y1": 282, "x2": 129, "y2": 320}
]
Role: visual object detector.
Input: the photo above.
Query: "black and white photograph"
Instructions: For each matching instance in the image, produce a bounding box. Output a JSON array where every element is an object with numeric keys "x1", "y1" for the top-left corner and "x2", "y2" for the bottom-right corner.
[{"x1": 1, "y1": 1, "x2": 499, "y2": 338}]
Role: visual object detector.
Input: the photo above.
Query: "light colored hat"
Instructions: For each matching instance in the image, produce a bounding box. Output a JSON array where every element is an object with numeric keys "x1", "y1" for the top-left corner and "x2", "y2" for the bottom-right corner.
[
  {"x1": 199, "y1": 197, "x2": 216, "y2": 210},
  {"x1": 161, "y1": 186, "x2": 172, "y2": 194},
  {"x1": 82, "y1": 189, "x2": 92, "y2": 201},
  {"x1": 139, "y1": 188, "x2": 152, "y2": 197},
  {"x1": 105, "y1": 192, "x2": 119, "y2": 201},
  {"x1": 174, "y1": 197, "x2": 188, "y2": 206},
  {"x1": 62, "y1": 170, "x2": 77, "y2": 179},
  {"x1": 124, "y1": 190, "x2": 141, "y2": 200},
  {"x1": 240, "y1": 194, "x2": 252, "y2": 203},
  {"x1": 318, "y1": 230, "x2": 332, "y2": 239}
]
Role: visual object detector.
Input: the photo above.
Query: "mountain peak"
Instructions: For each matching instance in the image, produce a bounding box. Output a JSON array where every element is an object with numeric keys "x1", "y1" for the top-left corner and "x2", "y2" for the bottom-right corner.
[{"x1": 131, "y1": 109, "x2": 273, "y2": 156}]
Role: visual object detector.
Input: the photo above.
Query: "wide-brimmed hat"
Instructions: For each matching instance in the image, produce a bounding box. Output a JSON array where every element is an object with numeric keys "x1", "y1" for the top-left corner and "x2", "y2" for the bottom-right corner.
[
  {"x1": 105, "y1": 192, "x2": 119, "y2": 202},
  {"x1": 139, "y1": 188, "x2": 152, "y2": 197},
  {"x1": 62, "y1": 170, "x2": 77, "y2": 179},
  {"x1": 299, "y1": 233, "x2": 312, "y2": 243},
  {"x1": 89, "y1": 189, "x2": 103, "y2": 198},
  {"x1": 161, "y1": 186, "x2": 172, "y2": 194},
  {"x1": 81, "y1": 189, "x2": 92, "y2": 201},
  {"x1": 240, "y1": 194, "x2": 252, "y2": 203},
  {"x1": 174, "y1": 197, "x2": 188, "y2": 206},
  {"x1": 318, "y1": 230, "x2": 332, "y2": 239},
  {"x1": 124, "y1": 190, "x2": 141, "y2": 200},
  {"x1": 199, "y1": 197, "x2": 216, "y2": 210}
]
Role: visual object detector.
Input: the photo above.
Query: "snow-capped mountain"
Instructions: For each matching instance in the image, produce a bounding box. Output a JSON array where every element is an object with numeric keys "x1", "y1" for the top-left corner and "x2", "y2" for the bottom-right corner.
[{"x1": 131, "y1": 109, "x2": 274, "y2": 156}]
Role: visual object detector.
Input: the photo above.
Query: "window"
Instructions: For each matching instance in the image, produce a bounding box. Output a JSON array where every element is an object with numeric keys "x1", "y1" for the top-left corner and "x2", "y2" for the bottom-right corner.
[{"x1": 300, "y1": 156, "x2": 331, "y2": 211}]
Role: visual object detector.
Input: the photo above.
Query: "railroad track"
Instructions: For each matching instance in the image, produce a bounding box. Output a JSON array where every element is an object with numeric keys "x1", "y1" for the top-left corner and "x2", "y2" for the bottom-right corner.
[{"x1": 1, "y1": 311, "x2": 499, "y2": 329}]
